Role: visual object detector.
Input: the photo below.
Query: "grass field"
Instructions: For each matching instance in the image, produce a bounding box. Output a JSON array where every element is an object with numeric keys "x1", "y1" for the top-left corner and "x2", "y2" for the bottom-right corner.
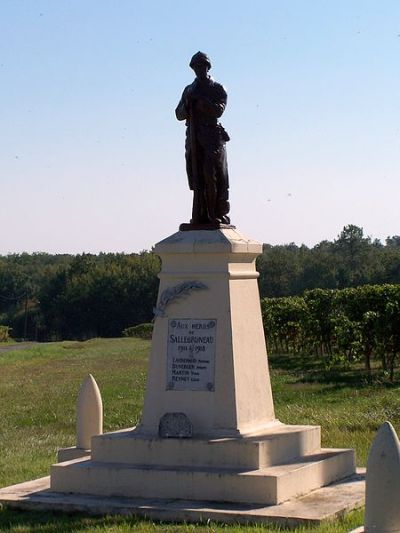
[{"x1": 1, "y1": 337, "x2": 399, "y2": 531}]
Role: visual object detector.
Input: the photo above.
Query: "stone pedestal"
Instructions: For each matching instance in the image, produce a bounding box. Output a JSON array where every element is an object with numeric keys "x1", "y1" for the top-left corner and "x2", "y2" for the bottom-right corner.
[
  {"x1": 50, "y1": 229, "x2": 356, "y2": 508},
  {"x1": 140, "y1": 228, "x2": 275, "y2": 437}
]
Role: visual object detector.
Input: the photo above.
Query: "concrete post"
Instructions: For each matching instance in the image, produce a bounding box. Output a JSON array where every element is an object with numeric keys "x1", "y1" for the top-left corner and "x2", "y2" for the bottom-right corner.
[
  {"x1": 364, "y1": 421, "x2": 400, "y2": 532},
  {"x1": 57, "y1": 374, "x2": 103, "y2": 462},
  {"x1": 77, "y1": 374, "x2": 103, "y2": 450}
]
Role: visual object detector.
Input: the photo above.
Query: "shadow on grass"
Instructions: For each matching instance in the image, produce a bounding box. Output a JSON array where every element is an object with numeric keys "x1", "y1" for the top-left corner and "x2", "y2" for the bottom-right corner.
[
  {"x1": 0, "y1": 507, "x2": 279, "y2": 532},
  {"x1": 0, "y1": 507, "x2": 151, "y2": 533},
  {"x1": 269, "y1": 353, "x2": 400, "y2": 390}
]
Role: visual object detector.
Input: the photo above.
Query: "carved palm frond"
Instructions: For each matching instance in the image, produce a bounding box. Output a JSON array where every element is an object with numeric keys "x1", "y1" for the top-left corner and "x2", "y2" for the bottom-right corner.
[{"x1": 153, "y1": 281, "x2": 208, "y2": 317}]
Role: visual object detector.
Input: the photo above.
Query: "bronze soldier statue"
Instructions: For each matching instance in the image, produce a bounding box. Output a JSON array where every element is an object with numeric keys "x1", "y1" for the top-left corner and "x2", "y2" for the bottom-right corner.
[{"x1": 176, "y1": 52, "x2": 232, "y2": 229}]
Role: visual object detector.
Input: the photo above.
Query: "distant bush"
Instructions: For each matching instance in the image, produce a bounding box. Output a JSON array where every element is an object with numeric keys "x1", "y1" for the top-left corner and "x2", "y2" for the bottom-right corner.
[
  {"x1": 0, "y1": 325, "x2": 11, "y2": 342},
  {"x1": 123, "y1": 322, "x2": 153, "y2": 340}
]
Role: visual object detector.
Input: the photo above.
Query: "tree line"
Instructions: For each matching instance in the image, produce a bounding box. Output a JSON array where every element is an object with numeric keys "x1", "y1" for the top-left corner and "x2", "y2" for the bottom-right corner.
[
  {"x1": 0, "y1": 224, "x2": 400, "y2": 341},
  {"x1": 0, "y1": 252, "x2": 160, "y2": 340},
  {"x1": 258, "y1": 225, "x2": 400, "y2": 297}
]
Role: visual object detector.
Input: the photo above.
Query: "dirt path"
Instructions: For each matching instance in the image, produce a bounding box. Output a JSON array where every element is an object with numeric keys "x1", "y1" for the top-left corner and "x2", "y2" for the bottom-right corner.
[{"x1": 0, "y1": 342, "x2": 38, "y2": 353}]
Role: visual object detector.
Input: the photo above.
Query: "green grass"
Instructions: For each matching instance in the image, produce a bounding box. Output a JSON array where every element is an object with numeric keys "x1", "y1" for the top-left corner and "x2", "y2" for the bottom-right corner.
[
  {"x1": 271, "y1": 352, "x2": 400, "y2": 465},
  {"x1": 2, "y1": 339, "x2": 397, "y2": 531},
  {"x1": 0, "y1": 338, "x2": 147, "y2": 489},
  {"x1": 0, "y1": 508, "x2": 365, "y2": 533}
]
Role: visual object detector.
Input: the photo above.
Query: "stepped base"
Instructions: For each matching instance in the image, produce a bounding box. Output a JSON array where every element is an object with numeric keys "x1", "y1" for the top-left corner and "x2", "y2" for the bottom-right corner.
[
  {"x1": 90, "y1": 424, "x2": 322, "y2": 469},
  {"x1": 52, "y1": 449, "x2": 355, "y2": 505},
  {"x1": 51, "y1": 424, "x2": 356, "y2": 506},
  {"x1": 0, "y1": 471, "x2": 366, "y2": 528}
]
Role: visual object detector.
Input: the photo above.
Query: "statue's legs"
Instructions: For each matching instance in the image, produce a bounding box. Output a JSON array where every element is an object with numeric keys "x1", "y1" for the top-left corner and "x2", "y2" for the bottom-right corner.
[
  {"x1": 216, "y1": 186, "x2": 230, "y2": 224},
  {"x1": 203, "y1": 154, "x2": 218, "y2": 223},
  {"x1": 188, "y1": 139, "x2": 230, "y2": 225},
  {"x1": 191, "y1": 189, "x2": 208, "y2": 224},
  {"x1": 187, "y1": 140, "x2": 207, "y2": 224},
  {"x1": 203, "y1": 146, "x2": 230, "y2": 224}
]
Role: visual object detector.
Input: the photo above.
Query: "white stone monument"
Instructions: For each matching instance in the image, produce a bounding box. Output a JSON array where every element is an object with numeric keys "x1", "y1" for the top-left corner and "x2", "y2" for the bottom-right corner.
[{"x1": 51, "y1": 228, "x2": 356, "y2": 506}]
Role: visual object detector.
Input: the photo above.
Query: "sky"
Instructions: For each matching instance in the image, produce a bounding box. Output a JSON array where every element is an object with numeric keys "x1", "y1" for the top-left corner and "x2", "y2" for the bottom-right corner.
[{"x1": 1, "y1": 0, "x2": 399, "y2": 254}]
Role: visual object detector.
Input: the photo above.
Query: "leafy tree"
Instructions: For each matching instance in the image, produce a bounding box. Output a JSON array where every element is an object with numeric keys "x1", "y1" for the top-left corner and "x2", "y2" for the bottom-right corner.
[
  {"x1": 39, "y1": 252, "x2": 160, "y2": 340},
  {"x1": 386, "y1": 236, "x2": 400, "y2": 248}
]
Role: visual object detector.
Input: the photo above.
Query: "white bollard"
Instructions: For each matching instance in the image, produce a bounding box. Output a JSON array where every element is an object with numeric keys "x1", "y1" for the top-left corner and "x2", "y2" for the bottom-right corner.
[
  {"x1": 57, "y1": 374, "x2": 103, "y2": 462},
  {"x1": 76, "y1": 374, "x2": 103, "y2": 450},
  {"x1": 364, "y1": 421, "x2": 400, "y2": 532}
]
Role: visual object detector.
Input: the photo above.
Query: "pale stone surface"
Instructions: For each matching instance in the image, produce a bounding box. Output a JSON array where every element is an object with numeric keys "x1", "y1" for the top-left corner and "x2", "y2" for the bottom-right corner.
[
  {"x1": 154, "y1": 228, "x2": 262, "y2": 255},
  {"x1": 57, "y1": 447, "x2": 90, "y2": 463},
  {"x1": 89, "y1": 424, "x2": 322, "y2": 469},
  {"x1": 365, "y1": 421, "x2": 400, "y2": 533},
  {"x1": 77, "y1": 374, "x2": 103, "y2": 449},
  {"x1": 0, "y1": 470, "x2": 366, "y2": 528},
  {"x1": 139, "y1": 229, "x2": 275, "y2": 438},
  {"x1": 50, "y1": 447, "x2": 355, "y2": 505}
]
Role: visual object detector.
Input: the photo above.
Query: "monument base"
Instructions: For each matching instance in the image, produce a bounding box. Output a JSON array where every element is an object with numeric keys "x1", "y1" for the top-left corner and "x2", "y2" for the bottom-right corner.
[
  {"x1": 50, "y1": 424, "x2": 355, "y2": 505},
  {"x1": 46, "y1": 229, "x2": 357, "y2": 516},
  {"x1": 0, "y1": 470, "x2": 365, "y2": 528}
]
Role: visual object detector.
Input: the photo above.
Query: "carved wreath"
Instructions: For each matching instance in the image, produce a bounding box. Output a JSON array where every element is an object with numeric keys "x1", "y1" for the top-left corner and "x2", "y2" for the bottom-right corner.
[{"x1": 153, "y1": 281, "x2": 208, "y2": 318}]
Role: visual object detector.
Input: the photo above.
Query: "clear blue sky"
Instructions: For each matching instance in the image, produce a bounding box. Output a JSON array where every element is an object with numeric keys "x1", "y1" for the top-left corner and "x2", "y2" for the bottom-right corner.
[{"x1": 1, "y1": 0, "x2": 399, "y2": 253}]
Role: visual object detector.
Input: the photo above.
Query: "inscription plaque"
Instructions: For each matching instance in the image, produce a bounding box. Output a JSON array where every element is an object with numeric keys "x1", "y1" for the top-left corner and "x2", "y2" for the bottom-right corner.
[{"x1": 166, "y1": 318, "x2": 216, "y2": 391}]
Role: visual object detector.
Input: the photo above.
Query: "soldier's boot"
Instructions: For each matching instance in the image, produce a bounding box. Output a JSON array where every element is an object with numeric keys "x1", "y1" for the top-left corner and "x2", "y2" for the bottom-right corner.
[
  {"x1": 216, "y1": 183, "x2": 230, "y2": 224},
  {"x1": 205, "y1": 183, "x2": 218, "y2": 223}
]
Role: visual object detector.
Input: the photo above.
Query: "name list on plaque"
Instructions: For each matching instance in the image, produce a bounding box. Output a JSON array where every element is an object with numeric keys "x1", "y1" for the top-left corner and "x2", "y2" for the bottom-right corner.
[{"x1": 167, "y1": 319, "x2": 216, "y2": 391}]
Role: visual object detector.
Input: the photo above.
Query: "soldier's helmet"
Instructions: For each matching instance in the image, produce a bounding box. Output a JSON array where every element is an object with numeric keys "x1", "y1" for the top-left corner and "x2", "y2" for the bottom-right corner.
[{"x1": 189, "y1": 52, "x2": 211, "y2": 71}]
